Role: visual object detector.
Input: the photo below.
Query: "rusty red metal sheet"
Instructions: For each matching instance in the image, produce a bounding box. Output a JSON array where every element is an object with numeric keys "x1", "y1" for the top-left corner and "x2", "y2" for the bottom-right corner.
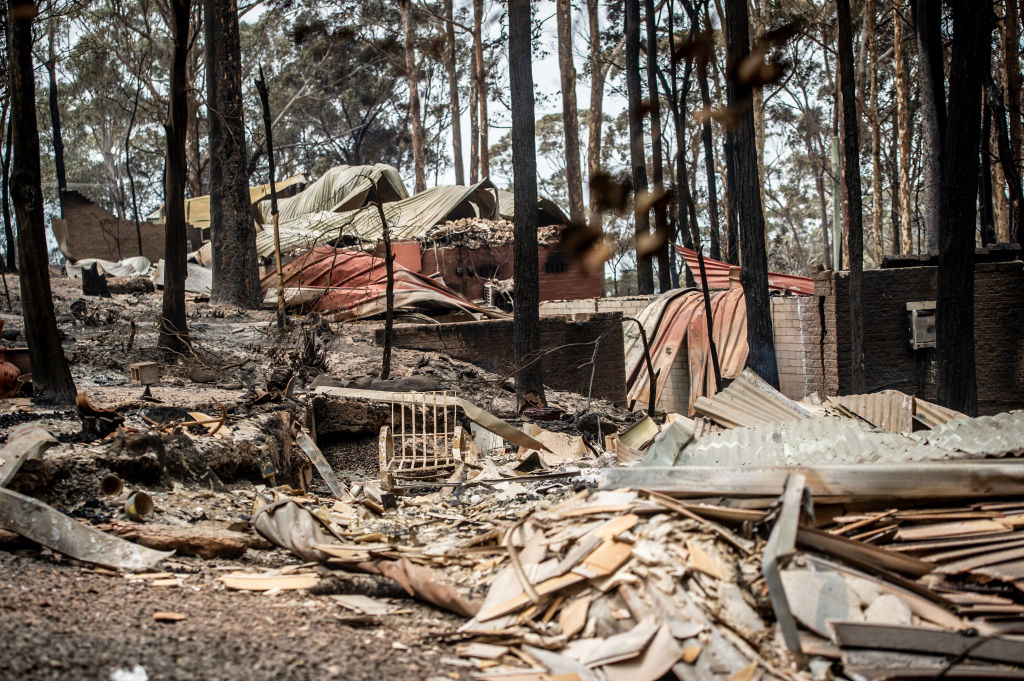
[
  {"x1": 262, "y1": 246, "x2": 493, "y2": 320},
  {"x1": 677, "y1": 246, "x2": 815, "y2": 295}
]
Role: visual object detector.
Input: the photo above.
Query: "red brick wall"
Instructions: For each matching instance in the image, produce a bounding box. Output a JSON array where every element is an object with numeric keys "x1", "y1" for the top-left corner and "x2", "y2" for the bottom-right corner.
[
  {"x1": 816, "y1": 261, "x2": 1024, "y2": 414},
  {"x1": 417, "y1": 243, "x2": 603, "y2": 302}
]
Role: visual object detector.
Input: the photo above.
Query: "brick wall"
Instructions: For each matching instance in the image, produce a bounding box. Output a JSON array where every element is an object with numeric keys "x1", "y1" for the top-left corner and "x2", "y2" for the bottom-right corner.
[
  {"x1": 772, "y1": 296, "x2": 827, "y2": 400},
  {"x1": 417, "y1": 243, "x2": 604, "y2": 302},
  {"x1": 374, "y1": 312, "x2": 627, "y2": 404},
  {"x1": 53, "y1": 191, "x2": 167, "y2": 262},
  {"x1": 816, "y1": 261, "x2": 1024, "y2": 414}
]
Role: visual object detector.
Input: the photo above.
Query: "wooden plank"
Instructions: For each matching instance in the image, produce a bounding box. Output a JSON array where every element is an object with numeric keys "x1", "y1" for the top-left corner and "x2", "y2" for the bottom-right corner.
[
  {"x1": 927, "y1": 536, "x2": 1024, "y2": 564},
  {"x1": 831, "y1": 622, "x2": 1024, "y2": 666},
  {"x1": 886, "y1": 530, "x2": 1024, "y2": 553},
  {"x1": 896, "y1": 519, "x2": 1013, "y2": 542},
  {"x1": 600, "y1": 464, "x2": 1024, "y2": 500}
]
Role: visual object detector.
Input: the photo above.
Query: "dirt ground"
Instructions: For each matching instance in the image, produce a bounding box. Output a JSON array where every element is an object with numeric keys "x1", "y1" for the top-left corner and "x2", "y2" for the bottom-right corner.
[
  {"x1": 0, "y1": 550, "x2": 464, "y2": 681},
  {"x1": 0, "y1": 269, "x2": 627, "y2": 681}
]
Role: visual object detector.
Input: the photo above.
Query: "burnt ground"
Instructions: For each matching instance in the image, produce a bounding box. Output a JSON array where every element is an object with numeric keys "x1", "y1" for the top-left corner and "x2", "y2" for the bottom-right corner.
[
  {"x1": 0, "y1": 269, "x2": 630, "y2": 681},
  {"x1": 0, "y1": 551, "x2": 464, "y2": 681}
]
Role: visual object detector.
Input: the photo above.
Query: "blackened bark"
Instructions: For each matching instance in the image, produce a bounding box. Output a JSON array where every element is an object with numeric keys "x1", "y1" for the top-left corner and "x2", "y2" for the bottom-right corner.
[
  {"x1": 937, "y1": 0, "x2": 989, "y2": 415},
  {"x1": 159, "y1": 0, "x2": 191, "y2": 354},
  {"x1": 724, "y1": 133, "x2": 739, "y2": 265},
  {"x1": 2, "y1": 112, "x2": 15, "y2": 272},
  {"x1": 444, "y1": 0, "x2": 465, "y2": 186},
  {"x1": 837, "y1": 0, "x2": 865, "y2": 393},
  {"x1": 509, "y1": 0, "x2": 545, "y2": 403},
  {"x1": 697, "y1": 41, "x2": 722, "y2": 261},
  {"x1": 126, "y1": 63, "x2": 144, "y2": 256},
  {"x1": 625, "y1": 0, "x2": 653, "y2": 294},
  {"x1": 557, "y1": 0, "x2": 585, "y2": 225},
  {"x1": 469, "y1": 0, "x2": 481, "y2": 184},
  {"x1": 46, "y1": 0, "x2": 66, "y2": 218},
  {"x1": 645, "y1": 0, "x2": 670, "y2": 292},
  {"x1": 255, "y1": 67, "x2": 284, "y2": 331},
  {"x1": 375, "y1": 197, "x2": 394, "y2": 380},
  {"x1": 724, "y1": 0, "x2": 778, "y2": 387},
  {"x1": 206, "y1": 0, "x2": 260, "y2": 309},
  {"x1": 8, "y1": 0, "x2": 76, "y2": 405},
  {"x1": 586, "y1": 0, "x2": 605, "y2": 231},
  {"x1": 913, "y1": 0, "x2": 944, "y2": 253},
  {"x1": 981, "y1": 83, "x2": 996, "y2": 246}
]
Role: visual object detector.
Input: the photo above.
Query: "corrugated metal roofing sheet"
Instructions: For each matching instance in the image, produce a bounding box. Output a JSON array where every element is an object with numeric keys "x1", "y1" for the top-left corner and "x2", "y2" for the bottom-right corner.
[
  {"x1": 674, "y1": 416, "x2": 961, "y2": 468},
  {"x1": 677, "y1": 246, "x2": 815, "y2": 295},
  {"x1": 624, "y1": 288, "x2": 749, "y2": 413},
  {"x1": 257, "y1": 164, "x2": 408, "y2": 224},
  {"x1": 830, "y1": 391, "x2": 965, "y2": 434},
  {"x1": 261, "y1": 246, "x2": 505, "y2": 320},
  {"x1": 692, "y1": 368, "x2": 811, "y2": 428},
  {"x1": 675, "y1": 246, "x2": 811, "y2": 294},
  {"x1": 257, "y1": 180, "x2": 500, "y2": 257},
  {"x1": 910, "y1": 412, "x2": 1024, "y2": 456}
]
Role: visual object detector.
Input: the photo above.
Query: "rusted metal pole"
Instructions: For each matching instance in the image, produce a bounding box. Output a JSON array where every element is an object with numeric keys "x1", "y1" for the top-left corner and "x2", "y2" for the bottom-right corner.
[{"x1": 623, "y1": 316, "x2": 658, "y2": 417}]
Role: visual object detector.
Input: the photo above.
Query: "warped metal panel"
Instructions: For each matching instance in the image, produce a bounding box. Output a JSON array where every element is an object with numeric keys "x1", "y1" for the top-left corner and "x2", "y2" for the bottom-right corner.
[
  {"x1": 832, "y1": 390, "x2": 915, "y2": 434},
  {"x1": 677, "y1": 246, "x2": 815, "y2": 295},
  {"x1": 261, "y1": 246, "x2": 505, "y2": 320},
  {"x1": 913, "y1": 397, "x2": 965, "y2": 429},
  {"x1": 910, "y1": 412, "x2": 1024, "y2": 457},
  {"x1": 258, "y1": 164, "x2": 408, "y2": 224},
  {"x1": 674, "y1": 416, "x2": 957, "y2": 468},
  {"x1": 692, "y1": 368, "x2": 811, "y2": 429}
]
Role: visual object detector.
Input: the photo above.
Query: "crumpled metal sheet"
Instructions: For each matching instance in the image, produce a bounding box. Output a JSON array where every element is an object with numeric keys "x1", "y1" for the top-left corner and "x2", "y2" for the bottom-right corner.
[
  {"x1": 830, "y1": 391, "x2": 964, "y2": 434},
  {"x1": 912, "y1": 397, "x2": 965, "y2": 430},
  {"x1": 673, "y1": 416, "x2": 955, "y2": 468},
  {"x1": 692, "y1": 368, "x2": 811, "y2": 429},
  {"x1": 358, "y1": 557, "x2": 481, "y2": 618},
  {"x1": 252, "y1": 495, "x2": 338, "y2": 562},
  {"x1": 625, "y1": 288, "x2": 749, "y2": 413},
  {"x1": 677, "y1": 246, "x2": 815, "y2": 295},
  {"x1": 0, "y1": 487, "x2": 172, "y2": 571},
  {"x1": 257, "y1": 179, "x2": 499, "y2": 257},
  {"x1": 258, "y1": 164, "x2": 408, "y2": 224},
  {"x1": 260, "y1": 246, "x2": 505, "y2": 320},
  {"x1": 910, "y1": 411, "x2": 1024, "y2": 457}
]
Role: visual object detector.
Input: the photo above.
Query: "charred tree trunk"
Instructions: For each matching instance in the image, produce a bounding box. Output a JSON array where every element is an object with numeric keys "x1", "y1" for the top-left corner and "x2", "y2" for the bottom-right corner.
[
  {"x1": 724, "y1": 135, "x2": 740, "y2": 265},
  {"x1": 159, "y1": 0, "x2": 191, "y2": 354},
  {"x1": 185, "y1": 50, "x2": 202, "y2": 198},
  {"x1": 724, "y1": 0, "x2": 778, "y2": 387},
  {"x1": 869, "y1": 5, "x2": 884, "y2": 264},
  {"x1": 401, "y1": 0, "x2": 426, "y2": 193},
  {"x1": 625, "y1": 0, "x2": 654, "y2": 294},
  {"x1": 444, "y1": 0, "x2": 465, "y2": 186},
  {"x1": 1005, "y1": 0, "x2": 1022, "y2": 208},
  {"x1": 8, "y1": 0, "x2": 76, "y2": 405},
  {"x1": 913, "y1": 0, "x2": 944, "y2": 253},
  {"x1": 645, "y1": 0, "x2": 671, "y2": 292},
  {"x1": 894, "y1": 1, "x2": 913, "y2": 253},
  {"x1": 469, "y1": 0, "x2": 481, "y2": 184},
  {"x1": 695, "y1": 16, "x2": 722, "y2": 261},
  {"x1": 586, "y1": 0, "x2": 604, "y2": 231},
  {"x1": 46, "y1": 0, "x2": 66, "y2": 218},
  {"x1": 509, "y1": 0, "x2": 545, "y2": 403},
  {"x1": 937, "y1": 0, "x2": 989, "y2": 416},
  {"x1": 474, "y1": 0, "x2": 489, "y2": 179},
  {"x1": 981, "y1": 83, "x2": 996, "y2": 246},
  {"x1": 837, "y1": 0, "x2": 865, "y2": 393},
  {"x1": 557, "y1": 0, "x2": 585, "y2": 225},
  {"x1": 2, "y1": 112, "x2": 15, "y2": 272},
  {"x1": 206, "y1": 0, "x2": 260, "y2": 308}
]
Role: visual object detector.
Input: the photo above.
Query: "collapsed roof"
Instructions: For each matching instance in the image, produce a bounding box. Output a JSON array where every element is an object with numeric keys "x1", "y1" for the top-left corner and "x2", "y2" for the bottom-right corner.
[{"x1": 678, "y1": 246, "x2": 815, "y2": 295}]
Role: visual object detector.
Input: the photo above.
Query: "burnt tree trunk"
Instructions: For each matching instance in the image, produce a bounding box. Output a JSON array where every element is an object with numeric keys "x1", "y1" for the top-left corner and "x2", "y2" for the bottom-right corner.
[
  {"x1": 509, "y1": 0, "x2": 545, "y2": 403},
  {"x1": 645, "y1": 0, "x2": 671, "y2": 292},
  {"x1": 469, "y1": 0, "x2": 481, "y2": 184},
  {"x1": 724, "y1": 0, "x2": 778, "y2": 387},
  {"x1": 691, "y1": 3, "x2": 722, "y2": 262},
  {"x1": 913, "y1": 0, "x2": 944, "y2": 254},
  {"x1": 8, "y1": 0, "x2": 76, "y2": 405},
  {"x1": 444, "y1": 0, "x2": 465, "y2": 186},
  {"x1": 837, "y1": 0, "x2": 865, "y2": 393},
  {"x1": 724, "y1": 134, "x2": 739, "y2": 265},
  {"x1": 206, "y1": 0, "x2": 260, "y2": 309},
  {"x1": 46, "y1": 0, "x2": 66, "y2": 218},
  {"x1": 981, "y1": 83, "x2": 996, "y2": 246},
  {"x1": 625, "y1": 0, "x2": 653, "y2": 294},
  {"x1": 894, "y1": 1, "x2": 913, "y2": 253},
  {"x1": 557, "y1": 0, "x2": 585, "y2": 225},
  {"x1": 2, "y1": 112, "x2": 15, "y2": 272},
  {"x1": 159, "y1": 0, "x2": 191, "y2": 354},
  {"x1": 869, "y1": 2, "x2": 884, "y2": 264},
  {"x1": 937, "y1": 0, "x2": 990, "y2": 415},
  {"x1": 401, "y1": 0, "x2": 426, "y2": 193},
  {"x1": 474, "y1": 0, "x2": 489, "y2": 179},
  {"x1": 587, "y1": 0, "x2": 604, "y2": 231},
  {"x1": 1005, "y1": 0, "x2": 1023, "y2": 216}
]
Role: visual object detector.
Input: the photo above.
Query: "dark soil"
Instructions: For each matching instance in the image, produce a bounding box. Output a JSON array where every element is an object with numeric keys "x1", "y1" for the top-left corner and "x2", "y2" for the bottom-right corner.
[{"x1": 0, "y1": 552, "x2": 463, "y2": 681}]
